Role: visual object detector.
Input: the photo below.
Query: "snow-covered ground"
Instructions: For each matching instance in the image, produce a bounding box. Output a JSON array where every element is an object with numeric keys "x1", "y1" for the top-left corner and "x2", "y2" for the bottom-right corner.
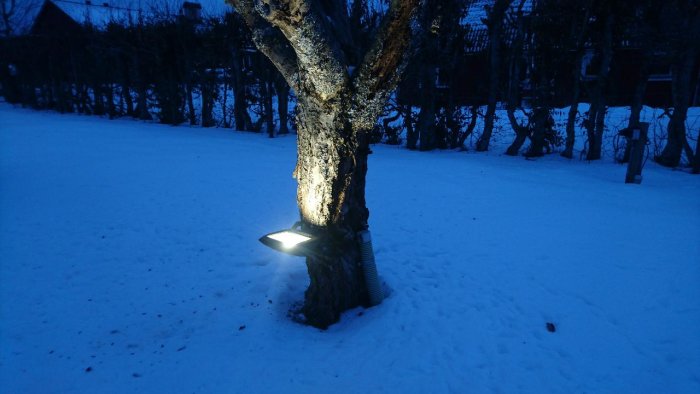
[{"x1": 1, "y1": 103, "x2": 699, "y2": 393}]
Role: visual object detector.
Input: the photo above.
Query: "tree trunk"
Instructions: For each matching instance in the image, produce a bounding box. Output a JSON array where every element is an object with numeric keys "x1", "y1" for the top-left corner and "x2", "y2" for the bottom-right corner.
[
  {"x1": 416, "y1": 66, "x2": 436, "y2": 151},
  {"x1": 295, "y1": 127, "x2": 359, "y2": 328},
  {"x1": 562, "y1": 101, "x2": 579, "y2": 158},
  {"x1": 231, "y1": 0, "x2": 424, "y2": 329},
  {"x1": 445, "y1": 106, "x2": 460, "y2": 149},
  {"x1": 294, "y1": 96, "x2": 371, "y2": 328},
  {"x1": 186, "y1": 82, "x2": 196, "y2": 125},
  {"x1": 585, "y1": 11, "x2": 613, "y2": 161},
  {"x1": 232, "y1": 52, "x2": 251, "y2": 131},
  {"x1": 93, "y1": 84, "x2": 105, "y2": 116},
  {"x1": 201, "y1": 72, "x2": 216, "y2": 128},
  {"x1": 504, "y1": 0, "x2": 527, "y2": 156},
  {"x1": 106, "y1": 83, "x2": 116, "y2": 120},
  {"x1": 591, "y1": 103, "x2": 607, "y2": 158},
  {"x1": 458, "y1": 105, "x2": 479, "y2": 149},
  {"x1": 122, "y1": 54, "x2": 135, "y2": 117},
  {"x1": 476, "y1": 0, "x2": 509, "y2": 152},
  {"x1": 561, "y1": 4, "x2": 591, "y2": 159},
  {"x1": 382, "y1": 110, "x2": 402, "y2": 145},
  {"x1": 264, "y1": 80, "x2": 275, "y2": 137},
  {"x1": 275, "y1": 77, "x2": 290, "y2": 134},
  {"x1": 478, "y1": 100, "x2": 497, "y2": 151},
  {"x1": 221, "y1": 77, "x2": 231, "y2": 128},
  {"x1": 123, "y1": 86, "x2": 134, "y2": 118},
  {"x1": 562, "y1": 53, "x2": 583, "y2": 159},
  {"x1": 621, "y1": 56, "x2": 650, "y2": 163},
  {"x1": 405, "y1": 105, "x2": 418, "y2": 150},
  {"x1": 136, "y1": 85, "x2": 151, "y2": 120},
  {"x1": 656, "y1": 44, "x2": 697, "y2": 167},
  {"x1": 505, "y1": 107, "x2": 529, "y2": 156},
  {"x1": 526, "y1": 106, "x2": 548, "y2": 157},
  {"x1": 134, "y1": 27, "x2": 152, "y2": 121}
]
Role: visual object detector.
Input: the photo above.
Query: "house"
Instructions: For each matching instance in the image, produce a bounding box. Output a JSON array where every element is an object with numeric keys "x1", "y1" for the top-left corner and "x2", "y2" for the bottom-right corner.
[
  {"x1": 25, "y1": 0, "x2": 203, "y2": 36},
  {"x1": 30, "y1": 0, "x2": 82, "y2": 36}
]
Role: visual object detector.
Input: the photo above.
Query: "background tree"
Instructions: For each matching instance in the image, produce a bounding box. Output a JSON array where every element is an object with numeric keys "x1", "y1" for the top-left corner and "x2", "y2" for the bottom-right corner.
[
  {"x1": 655, "y1": 0, "x2": 700, "y2": 167},
  {"x1": 582, "y1": 0, "x2": 635, "y2": 161},
  {"x1": 402, "y1": 0, "x2": 468, "y2": 151},
  {"x1": 227, "y1": 0, "x2": 426, "y2": 328},
  {"x1": 503, "y1": 0, "x2": 530, "y2": 156},
  {"x1": 558, "y1": 0, "x2": 592, "y2": 159},
  {"x1": 414, "y1": 17, "x2": 438, "y2": 151},
  {"x1": 0, "y1": 0, "x2": 41, "y2": 37},
  {"x1": 476, "y1": 0, "x2": 511, "y2": 152}
]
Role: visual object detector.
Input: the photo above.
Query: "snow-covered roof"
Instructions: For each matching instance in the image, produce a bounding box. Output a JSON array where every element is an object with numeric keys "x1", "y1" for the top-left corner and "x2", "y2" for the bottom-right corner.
[
  {"x1": 462, "y1": 0, "x2": 533, "y2": 53},
  {"x1": 52, "y1": 0, "x2": 143, "y2": 27},
  {"x1": 14, "y1": 1, "x2": 141, "y2": 34},
  {"x1": 10, "y1": 0, "x2": 220, "y2": 35},
  {"x1": 463, "y1": 0, "x2": 532, "y2": 29}
]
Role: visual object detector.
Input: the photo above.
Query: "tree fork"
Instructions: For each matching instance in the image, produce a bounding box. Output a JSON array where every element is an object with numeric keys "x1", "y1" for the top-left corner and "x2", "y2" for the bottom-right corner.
[{"x1": 229, "y1": 0, "x2": 424, "y2": 328}]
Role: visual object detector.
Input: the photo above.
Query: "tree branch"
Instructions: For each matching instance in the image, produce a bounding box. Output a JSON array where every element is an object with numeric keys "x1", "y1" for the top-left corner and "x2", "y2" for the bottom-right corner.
[
  {"x1": 350, "y1": 0, "x2": 425, "y2": 132},
  {"x1": 249, "y1": 0, "x2": 349, "y2": 101},
  {"x1": 226, "y1": 0, "x2": 300, "y2": 91}
]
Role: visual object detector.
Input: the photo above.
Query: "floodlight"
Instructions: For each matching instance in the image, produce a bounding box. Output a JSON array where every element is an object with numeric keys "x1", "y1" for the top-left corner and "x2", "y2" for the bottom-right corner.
[
  {"x1": 260, "y1": 223, "x2": 384, "y2": 306},
  {"x1": 259, "y1": 222, "x2": 318, "y2": 256}
]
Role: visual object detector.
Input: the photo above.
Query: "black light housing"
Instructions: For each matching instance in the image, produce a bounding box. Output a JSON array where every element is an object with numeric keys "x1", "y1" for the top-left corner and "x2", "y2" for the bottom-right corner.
[{"x1": 259, "y1": 222, "x2": 318, "y2": 257}]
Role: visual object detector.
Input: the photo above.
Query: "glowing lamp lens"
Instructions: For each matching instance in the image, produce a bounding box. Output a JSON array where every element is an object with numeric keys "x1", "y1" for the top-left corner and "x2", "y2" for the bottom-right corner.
[{"x1": 267, "y1": 231, "x2": 312, "y2": 249}]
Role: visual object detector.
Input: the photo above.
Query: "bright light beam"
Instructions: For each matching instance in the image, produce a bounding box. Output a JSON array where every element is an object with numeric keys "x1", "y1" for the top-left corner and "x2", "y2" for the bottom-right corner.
[
  {"x1": 267, "y1": 231, "x2": 312, "y2": 249},
  {"x1": 259, "y1": 224, "x2": 318, "y2": 257}
]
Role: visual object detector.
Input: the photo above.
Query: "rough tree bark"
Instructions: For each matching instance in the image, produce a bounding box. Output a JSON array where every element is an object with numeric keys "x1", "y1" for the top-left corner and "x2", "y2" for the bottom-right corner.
[{"x1": 228, "y1": 0, "x2": 425, "y2": 328}]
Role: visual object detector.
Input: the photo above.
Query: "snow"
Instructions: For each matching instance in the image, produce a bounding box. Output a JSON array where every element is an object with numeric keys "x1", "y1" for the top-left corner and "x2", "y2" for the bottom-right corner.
[{"x1": 1, "y1": 103, "x2": 699, "y2": 393}]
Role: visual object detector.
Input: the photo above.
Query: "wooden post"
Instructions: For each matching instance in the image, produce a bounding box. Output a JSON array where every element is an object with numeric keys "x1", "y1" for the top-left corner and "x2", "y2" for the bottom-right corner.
[{"x1": 625, "y1": 122, "x2": 649, "y2": 184}]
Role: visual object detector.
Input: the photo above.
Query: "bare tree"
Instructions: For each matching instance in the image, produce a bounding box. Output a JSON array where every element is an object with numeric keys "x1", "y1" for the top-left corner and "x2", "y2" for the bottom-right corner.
[
  {"x1": 561, "y1": 0, "x2": 592, "y2": 159},
  {"x1": 655, "y1": 0, "x2": 700, "y2": 168},
  {"x1": 584, "y1": 1, "x2": 614, "y2": 161},
  {"x1": 1, "y1": 0, "x2": 41, "y2": 37},
  {"x1": 476, "y1": 0, "x2": 512, "y2": 152},
  {"x1": 503, "y1": 0, "x2": 529, "y2": 156},
  {"x1": 227, "y1": 0, "x2": 425, "y2": 328}
]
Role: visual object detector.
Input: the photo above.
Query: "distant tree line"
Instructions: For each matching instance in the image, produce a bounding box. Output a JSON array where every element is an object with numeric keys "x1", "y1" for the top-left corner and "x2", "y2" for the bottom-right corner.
[
  {"x1": 0, "y1": 0, "x2": 698, "y2": 172},
  {"x1": 0, "y1": 10, "x2": 290, "y2": 135},
  {"x1": 396, "y1": 0, "x2": 699, "y2": 172}
]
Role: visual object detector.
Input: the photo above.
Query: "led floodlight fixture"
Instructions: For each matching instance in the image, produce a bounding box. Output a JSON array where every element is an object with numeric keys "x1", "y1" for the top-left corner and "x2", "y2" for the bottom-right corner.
[
  {"x1": 259, "y1": 222, "x2": 318, "y2": 256},
  {"x1": 267, "y1": 231, "x2": 311, "y2": 249}
]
